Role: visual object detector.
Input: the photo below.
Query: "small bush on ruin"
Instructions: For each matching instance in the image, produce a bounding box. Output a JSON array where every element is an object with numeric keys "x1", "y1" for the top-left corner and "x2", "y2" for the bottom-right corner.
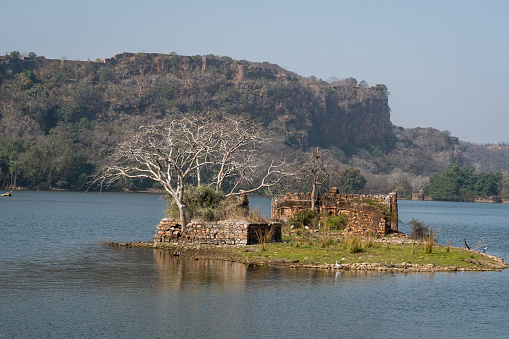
[
  {"x1": 166, "y1": 185, "x2": 225, "y2": 221},
  {"x1": 222, "y1": 194, "x2": 250, "y2": 220},
  {"x1": 166, "y1": 185, "x2": 257, "y2": 222},
  {"x1": 323, "y1": 213, "x2": 347, "y2": 230},
  {"x1": 288, "y1": 209, "x2": 319, "y2": 228}
]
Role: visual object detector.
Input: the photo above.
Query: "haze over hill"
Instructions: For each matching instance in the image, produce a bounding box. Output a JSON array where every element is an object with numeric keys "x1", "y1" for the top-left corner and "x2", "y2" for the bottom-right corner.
[{"x1": 1, "y1": 52, "x2": 508, "y2": 196}]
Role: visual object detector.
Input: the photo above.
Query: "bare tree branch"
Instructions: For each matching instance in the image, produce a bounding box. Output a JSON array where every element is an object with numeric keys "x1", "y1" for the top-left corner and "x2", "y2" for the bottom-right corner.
[
  {"x1": 295, "y1": 148, "x2": 339, "y2": 210},
  {"x1": 93, "y1": 112, "x2": 293, "y2": 227}
]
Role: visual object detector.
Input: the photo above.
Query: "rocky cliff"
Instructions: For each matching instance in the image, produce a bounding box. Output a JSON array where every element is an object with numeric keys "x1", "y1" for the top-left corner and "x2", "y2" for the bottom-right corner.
[{"x1": 0, "y1": 52, "x2": 392, "y2": 151}]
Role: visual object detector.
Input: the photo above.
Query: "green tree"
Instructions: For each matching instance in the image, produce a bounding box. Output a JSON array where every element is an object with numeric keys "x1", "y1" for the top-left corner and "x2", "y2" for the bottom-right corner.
[
  {"x1": 0, "y1": 150, "x2": 9, "y2": 188},
  {"x1": 474, "y1": 172, "x2": 502, "y2": 196},
  {"x1": 430, "y1": 164, "x2": 501, "y2": 201},
  {"x1": 8, "y1": 161, "x2": 23, "y2": 188},
  {"x1": 429, "y1": 173, "x2": 460, "y2": 201},
  {"x1": 336, "y1": 168, "x2": 366, "y2": 194},
  {"x1": 375, "y1": 84, "x2": 389, "y2": 96},
  {"x1": 429, "y1": 164, "x2": 474, "y2": 201}
]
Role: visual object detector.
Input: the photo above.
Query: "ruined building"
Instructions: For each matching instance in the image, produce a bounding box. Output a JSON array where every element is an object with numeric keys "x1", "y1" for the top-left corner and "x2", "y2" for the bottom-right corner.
[{"x1": 271, "y1": 188, "x2": 398, "y2": 235}]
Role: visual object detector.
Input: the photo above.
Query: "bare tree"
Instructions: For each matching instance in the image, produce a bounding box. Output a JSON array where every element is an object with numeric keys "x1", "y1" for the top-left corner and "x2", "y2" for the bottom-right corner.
[
  {"x1": 95, "y1": 113, "x2": 291, "y2": 229},
  {"x1": 410, "y1": 175, "x2": 430, "y2": 195},
  {"x1": 213, "y1": 116, "x2": 262, "y2": 193},
  {"x1": 211, "y1": 116, "x2": 291, "y2": 197},
  {"x1": 96, "y1": 115, "x2": 219, "y2": 229},
  {"x1": 297, "y1": 148, "x2": 338, "y2": 210}
]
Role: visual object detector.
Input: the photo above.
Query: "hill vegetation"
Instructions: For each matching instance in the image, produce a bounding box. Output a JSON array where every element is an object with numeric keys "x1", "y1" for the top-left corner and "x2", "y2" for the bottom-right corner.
[{"x1": 1, "y1": 51, "x2": 508, "y2": 199}]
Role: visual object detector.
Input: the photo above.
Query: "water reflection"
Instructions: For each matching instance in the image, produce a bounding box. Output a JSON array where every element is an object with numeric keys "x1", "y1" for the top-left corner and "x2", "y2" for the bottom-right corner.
[{"x1": 153, "y1": 249, "x2": 247, "y2": 292}]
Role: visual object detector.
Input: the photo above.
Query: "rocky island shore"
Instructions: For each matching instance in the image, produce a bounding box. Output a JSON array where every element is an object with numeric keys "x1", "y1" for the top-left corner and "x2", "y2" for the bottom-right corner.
[{"x1": 109, "y1": 234, "x2": 508, "y2": 273}]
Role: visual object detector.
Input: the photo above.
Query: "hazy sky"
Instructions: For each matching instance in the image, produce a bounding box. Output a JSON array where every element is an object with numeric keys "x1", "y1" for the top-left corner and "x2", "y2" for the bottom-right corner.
[{"x1": 3, "y1": 0, "x2": 508, "y2": 144}]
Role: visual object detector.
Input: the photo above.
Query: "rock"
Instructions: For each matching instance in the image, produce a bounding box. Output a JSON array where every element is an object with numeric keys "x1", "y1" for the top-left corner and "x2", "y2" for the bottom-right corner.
[
  {"x1": 268, "y1": 259, "x2": 299, "y2": 264},
  {"x1": 464, "y1": 259, "x2": 482, "y2": 265}
]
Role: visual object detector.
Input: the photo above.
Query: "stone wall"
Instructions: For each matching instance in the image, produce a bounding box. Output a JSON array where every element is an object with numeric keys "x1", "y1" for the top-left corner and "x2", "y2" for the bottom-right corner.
[
  {"x1": 271, "y1": 188, "x2": 398, "y2": 235},
  {"x1": 412, "y1": 193, "x2": 424, "y2": 201},
  {"x1": 153, "y1": 218, "x2": 282, "y2": 246}
]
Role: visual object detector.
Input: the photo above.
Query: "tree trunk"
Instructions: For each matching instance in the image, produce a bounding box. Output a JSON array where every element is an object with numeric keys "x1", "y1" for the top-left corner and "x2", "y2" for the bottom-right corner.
[
  {"x1": 196, "y1": 159, "x2": 201, "y2": 186},
  {"x1": 311, "y1": 182, "x2": 316, "y2": 211},
  {"x1": 175, "y1": 199, "x2": 187, "y2": 233}
]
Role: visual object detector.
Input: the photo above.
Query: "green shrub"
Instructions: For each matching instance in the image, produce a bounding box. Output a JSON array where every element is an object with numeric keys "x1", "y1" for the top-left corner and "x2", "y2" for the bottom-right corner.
[
  {"x1": 408, "y1": 218, "x2": 431, "y2": 241},
  {"x1": 288, "y1": 209, "x2": 319, "y2": 228},
  {"x1": 407, "y1": 218, "x2": 437, "y2": 253},
  {"x1": 166, "y1": 185, "x2": 225, "y2": 221},
  {"x1": 323, "y1": 214, "x2": 347, "y2": 230}
]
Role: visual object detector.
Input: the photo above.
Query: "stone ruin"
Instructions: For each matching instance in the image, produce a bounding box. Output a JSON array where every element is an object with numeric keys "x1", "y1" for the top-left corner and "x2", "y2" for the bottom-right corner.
[
  {"x1": 271, "y1": 187, "x2": 398, "y2": 235},
  {"x1": 153, "y1": 219, "x2": 282, "y2": 246},
  {"x1": 153, "y1": 193, "x2": 282, "y2": 246}
]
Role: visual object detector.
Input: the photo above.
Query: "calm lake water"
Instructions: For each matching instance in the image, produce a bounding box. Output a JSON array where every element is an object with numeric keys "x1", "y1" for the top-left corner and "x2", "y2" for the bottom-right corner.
[{"x1": 1, "y1": 192, "x2": 508, "y2": 338}]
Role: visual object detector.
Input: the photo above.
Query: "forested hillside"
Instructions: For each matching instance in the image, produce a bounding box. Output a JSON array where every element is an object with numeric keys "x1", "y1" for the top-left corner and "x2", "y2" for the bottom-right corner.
[{"x1": 0, "y1": 51, "x2": 507, "y2": 197}]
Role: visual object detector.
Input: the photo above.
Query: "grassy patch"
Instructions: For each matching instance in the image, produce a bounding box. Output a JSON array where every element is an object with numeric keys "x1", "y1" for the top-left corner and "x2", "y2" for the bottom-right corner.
[{"x1": 233, "y1": 233, "x2": 503, "y2": 269}]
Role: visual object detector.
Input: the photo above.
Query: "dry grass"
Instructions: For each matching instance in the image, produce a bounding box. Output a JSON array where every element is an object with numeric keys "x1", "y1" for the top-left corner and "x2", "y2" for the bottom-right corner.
[
  {"x1": 247, "y1": 209, "x2": 268, "y2": 223},
  {"x1": 364, "y1": 232, "x2": 374, "y2": 249},
  {"x1": 320, "y1": 222, "x2": 332, "y2": 248},
  {"x1": 254, "y1": 225, "x2": 274, "y2": 251},
  {"x1": 342, "y1": 234, "x2": 362, "y2": 253},
  {"x1": 424, "y1": 228, "x2": 437, "y2": 254}
]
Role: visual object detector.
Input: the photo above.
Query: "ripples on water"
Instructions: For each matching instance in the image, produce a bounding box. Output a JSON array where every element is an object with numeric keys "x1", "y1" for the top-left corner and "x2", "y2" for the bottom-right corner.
[{"x1": 1, "y1": 192, "x2": 508, "y2": 338}]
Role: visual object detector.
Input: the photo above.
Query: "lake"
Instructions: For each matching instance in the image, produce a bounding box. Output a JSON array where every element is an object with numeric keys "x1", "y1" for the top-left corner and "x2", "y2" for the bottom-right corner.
[{"x1": 1, "y1": 192, "x2": 508, "y2": 338}]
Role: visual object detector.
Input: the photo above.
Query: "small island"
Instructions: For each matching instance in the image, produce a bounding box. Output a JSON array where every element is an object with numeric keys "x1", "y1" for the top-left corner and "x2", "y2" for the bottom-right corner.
[
  {"x1": 113, "y1": 234, "x2": 507, "y2": 272},
  {"x1": 112, "y1": 188, "x2": 507, "y2": 272}
]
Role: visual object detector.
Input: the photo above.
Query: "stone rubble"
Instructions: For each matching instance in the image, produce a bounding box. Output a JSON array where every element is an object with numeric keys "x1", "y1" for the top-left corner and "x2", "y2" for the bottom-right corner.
[{"x1": 271, "y1": 188, "x2": 398, "y2": 235}]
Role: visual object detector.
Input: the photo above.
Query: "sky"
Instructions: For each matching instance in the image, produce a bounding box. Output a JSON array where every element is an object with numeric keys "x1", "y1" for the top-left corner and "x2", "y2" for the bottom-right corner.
[{"x1": 2, "y1": 0, "x2": 508, "y2": 144}]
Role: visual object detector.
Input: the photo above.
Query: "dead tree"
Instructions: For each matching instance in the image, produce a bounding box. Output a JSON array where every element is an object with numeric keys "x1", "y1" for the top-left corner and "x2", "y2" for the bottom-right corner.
[
  {"x1": 212, "y1": 116, "x2": 292, "y2": 197},
  {"x1": 95, "y1": 113, "x2": 292, "y2": 229},
  {"x1": 95, "y1": 115, "x2": 219, "y2": 230},
  {"x1": 297, "y1": 148, "x2": 338, "y2": 211}
]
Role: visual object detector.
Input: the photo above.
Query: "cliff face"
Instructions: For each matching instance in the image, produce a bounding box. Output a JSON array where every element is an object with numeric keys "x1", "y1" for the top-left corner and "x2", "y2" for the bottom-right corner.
[
  {"x1": 314, "y1": 87, "x2": 390, "y2": 148},
  {"x1": 0, "y1": 52, "x2": 392, "y2": 150}
]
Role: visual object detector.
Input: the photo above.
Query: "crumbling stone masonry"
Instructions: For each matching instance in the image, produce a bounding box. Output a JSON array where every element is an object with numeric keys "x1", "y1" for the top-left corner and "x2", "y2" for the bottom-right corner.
[
  {"x1": 271, "y1": 188, "x2": 398, "y2": 235},
  {"x1": 153, "y1": 219, "x2": 282, "y2": 246}
]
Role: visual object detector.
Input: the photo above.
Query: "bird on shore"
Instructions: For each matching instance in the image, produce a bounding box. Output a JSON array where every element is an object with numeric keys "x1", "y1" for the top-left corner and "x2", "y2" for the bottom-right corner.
[
  {"x1": 335, "y1": 261, "x2": 342, "y2": 269},
  {"x1": 483, "y1": 246, "x2": 488, "y2": 253}
]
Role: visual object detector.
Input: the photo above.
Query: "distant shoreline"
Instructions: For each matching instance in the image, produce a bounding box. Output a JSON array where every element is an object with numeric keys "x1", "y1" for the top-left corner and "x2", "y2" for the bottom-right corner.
[{"x1": 4, "y1": 189, "x2": 509, "y2": 204}]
